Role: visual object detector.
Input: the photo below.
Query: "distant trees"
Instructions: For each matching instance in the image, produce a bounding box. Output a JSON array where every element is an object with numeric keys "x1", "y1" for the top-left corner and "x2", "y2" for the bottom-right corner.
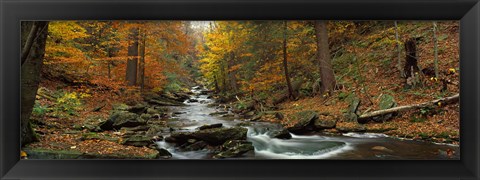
[{"x1": 21, "y1": 21, "x2": 49, "y2": 146}]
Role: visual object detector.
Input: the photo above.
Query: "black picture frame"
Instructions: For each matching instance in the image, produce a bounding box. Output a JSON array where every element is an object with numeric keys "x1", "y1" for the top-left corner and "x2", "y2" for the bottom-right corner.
[{"x1": 1, "y1": 0, "x2": 479, "y2": 179}]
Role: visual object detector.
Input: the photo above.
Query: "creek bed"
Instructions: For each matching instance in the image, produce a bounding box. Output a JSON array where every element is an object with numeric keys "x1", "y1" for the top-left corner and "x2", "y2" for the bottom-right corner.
[{"x1": 157, "y1": 86, "x2": 459, "y2": 160}]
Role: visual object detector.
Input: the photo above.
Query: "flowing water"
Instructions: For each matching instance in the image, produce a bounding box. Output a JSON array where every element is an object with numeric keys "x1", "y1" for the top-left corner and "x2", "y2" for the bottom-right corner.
[{"x1": 156, "y1": 86, "x2": 459, "y2": 160}]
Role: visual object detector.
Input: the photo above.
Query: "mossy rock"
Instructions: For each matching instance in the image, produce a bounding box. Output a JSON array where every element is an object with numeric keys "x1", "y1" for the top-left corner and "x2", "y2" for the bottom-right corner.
[
  {"x1": 170, "y1": 127, "x2": 248, "y2": 145},
  {"x1": 286, "y1": 110, "x2": 318, "y2": 134},
  {"x1": 23, "y1": 148, "x2": 83, "y2": 159},
  {"x1": 121, "y1": 135, "x2": 154, "y2": 147},
  {"x1": 213, "y1": 140, "x2": 254, "y2": 159},
  {"x1": 314, "y1": 115, "x2": 338, "y2": 129}
]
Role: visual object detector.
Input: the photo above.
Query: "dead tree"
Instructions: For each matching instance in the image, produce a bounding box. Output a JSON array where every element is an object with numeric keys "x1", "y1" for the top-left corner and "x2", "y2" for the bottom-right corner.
[
  {"x1": 404, "y1": 37, "x2": 421, "y2": 87},
  {"x1": 358, "y1": 94, "x2": 459, "y2": 123}
]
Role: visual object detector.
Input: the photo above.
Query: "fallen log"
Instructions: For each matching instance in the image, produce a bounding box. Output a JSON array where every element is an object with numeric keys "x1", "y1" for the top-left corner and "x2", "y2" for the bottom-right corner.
[{"x1": 357, "y1": 94, "x2": 459, "y2": 122}]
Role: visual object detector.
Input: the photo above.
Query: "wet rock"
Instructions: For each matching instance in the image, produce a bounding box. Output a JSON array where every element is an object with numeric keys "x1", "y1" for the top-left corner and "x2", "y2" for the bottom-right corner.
[
  {"x1": 152, "y1": 135, "x2": 163, "y2": 141},
  {"x1": 235, "y1": 122, "x2": 252, "y2": 127},
  {"x1": 143, "y1": 92, "x2": 185, "y2": 106},
  {"x1": 187, "y1": 98, "x2": 199, "y2": 103},
  {"x1": 270, "y1": 129, "x2": 292, "y2": 139},
  {"x1": 172, "y1": 92, "x2": 191, "y2": 102},
  {"x1": 221, "y1": 114, "x2": 235, "y2": 117},
  {"x1": 197, "y1": 123, "x2": 223, "y2": 130},
  {"x1": 286, "y1": 110, "x2": 318, "y2": 134},
  {"x1": 199, "y1": 90, "x2": 214, "y2": 95},
  {"x1": 213, "y1": 140, "x2": 254, "y2": 159},
  {"x1": 121, "y1": 135, "x2": 153, "y2": 147},
  {"x1": 157, "y1": 148, "x2": 173, "y2": 159},
  {"x1": 164, "y1": 136, "x2": 177, "y2": 143},
  {"x1": 148, "y1": 99, "x2": 184, "y2": 106},
  {"x1": 170, "y1": 127, "x2": 248, "y2": 145},
  {"x1": 371, "y1": 146, "x2": 394, "y2": 153},
  {"x1": 313, "y1": 115, "x2": 338, "y2": 129},
  {"x1": 209, "y1": 111, "x2": 229, "y2": 116},
  {"x1": 182, "y1": 141, "x2": 208, "y2": 151}
]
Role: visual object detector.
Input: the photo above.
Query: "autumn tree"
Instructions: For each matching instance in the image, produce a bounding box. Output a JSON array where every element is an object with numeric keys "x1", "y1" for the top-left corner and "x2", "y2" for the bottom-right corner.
[
  {"x1": 126, "y1": 27, "x2": 140, "y2": 86},
  {"x1": 21, "y1": 21, "x2": 49, "y2": 146},
  {"x1": 314, "y1": 20, "x2": 336, "y2": 96},
  {"x1": 282, "y1": 21, "x2": 294, "y2": 99}
]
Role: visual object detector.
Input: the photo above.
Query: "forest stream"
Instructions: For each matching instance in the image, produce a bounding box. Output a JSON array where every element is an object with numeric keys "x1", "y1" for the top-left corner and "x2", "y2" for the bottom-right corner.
[{"x1": 157, "y1": 86, "x2": 459, "y2": 160}]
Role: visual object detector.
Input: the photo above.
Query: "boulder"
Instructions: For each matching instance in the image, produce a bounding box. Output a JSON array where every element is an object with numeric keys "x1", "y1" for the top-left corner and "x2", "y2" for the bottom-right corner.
[
  {"x1": 343, "y1": 95, "x2": 361, "y2": 122},
  {"x1": 143, "y1": 92, "x2": 185, "y2": 106},
  {"x1": 100, "y1": 111, "x2": 147, "y2": 130},
  {"x1": 371, "y1": 94, "x2": 397, "y2": 122},
  {"x1": 181, "y1": 141, "x2": 208, "y2": 151},
  {"x1": 313, "y1": 114, "x2": 338, "y2": 129},
  {"x1": 269, "y1": 129, "x2": 292, "y2": 139},
  {"x1": 146, "y1": 108, "x2": 160, "y2": 115},
  {"x1": 146, "y1": 125, "x2": 164, "y2": 137},
  {"x1": 286, "y1": 110, "x2": 318, "y2": 134},
  {"x1": 157, "y1": 148, "x2": 173, "y2": 159},
  {"x1": 213, "y1": 140, "x2": 254, "y2": 159},
  {"x1": 170, "y1": 127, "x2": 248, "y2": 145},
  {"x1": 187, "y1": 99, "x2": 199, "y2": 103},
  {"x1": 121, "y1": 135, "x2": 153, "y2": 147},
  {"x1": 197, "y1": 123, "x2": 223, "y2": 130}
]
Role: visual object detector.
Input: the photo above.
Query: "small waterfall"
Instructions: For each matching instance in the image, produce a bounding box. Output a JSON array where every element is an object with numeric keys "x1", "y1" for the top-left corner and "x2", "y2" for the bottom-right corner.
[{"x1": 246, "y1": 127, "x2": 352, "y2": 159}]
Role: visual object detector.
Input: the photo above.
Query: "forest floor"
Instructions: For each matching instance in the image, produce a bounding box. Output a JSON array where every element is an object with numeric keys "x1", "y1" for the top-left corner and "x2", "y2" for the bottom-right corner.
[{"x1": 25, "y1": 76, "x2": 162, "y2": 159}]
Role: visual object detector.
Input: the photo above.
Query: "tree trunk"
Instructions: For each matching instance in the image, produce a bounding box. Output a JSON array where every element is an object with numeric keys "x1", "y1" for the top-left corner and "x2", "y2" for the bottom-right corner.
[
  {"x1": 229, "y1": 51, "x2": 238, "y2": 91},
  {"x1": 394, "y1": 21, "x2": 404, "y2": 77},
  {"x1": 282, "y1": 21, "x2": 294, "y2": 99},
  {"x1": 21, "y1": 22, "x2": 43, "y2": 66},
  {"x1": 139, "y1": 32, "x2": 146, "y2": 90},
  {"x1": 433, "y1": 22, "x2": 439, "y2": 79},
  {"x1": 404, "y1": 37, "x2": 421, "y2": 87},
  {"x1": 126, "y1": 27, "x2": 139, "y2": 86},
  {"x1": 314, "y1": 20, "x2": 336, "y2": 96},
  {"x1": 214, "y1": 75, "x2": 220, "y2": 93},
  {"x1": 20, "y1": 21, "x2": 49, "y2": 146},
  {"x1": 358, "y1": 94, "x2": 459, "y2": 122}
]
